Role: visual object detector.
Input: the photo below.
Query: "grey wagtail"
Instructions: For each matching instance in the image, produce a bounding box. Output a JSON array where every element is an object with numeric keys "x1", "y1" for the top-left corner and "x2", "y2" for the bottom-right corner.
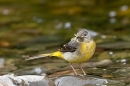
[{"x1": 26, "y1": 29, "x2": 96, "y2": 75}]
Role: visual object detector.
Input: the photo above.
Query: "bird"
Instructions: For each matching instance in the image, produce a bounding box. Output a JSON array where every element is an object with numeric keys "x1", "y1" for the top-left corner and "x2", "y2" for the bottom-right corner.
[{"x1": 25, "y1": 29, "x2": 96, "y2": 75}]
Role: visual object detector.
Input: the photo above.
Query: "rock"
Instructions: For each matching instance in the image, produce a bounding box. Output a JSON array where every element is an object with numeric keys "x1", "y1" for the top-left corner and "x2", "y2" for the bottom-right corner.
[
  {"x1": 14, "y1": 66, "x2": 47, "y2": 75},
  {"x1": 98, "y1": 51, "x2": 130, "y2": 60},
  {"x1": 0, "y1": 74, "x2": 54, "y2": 86},
  {"x1": 98, "y1": 51, "x2": 111, "y2": 60},
  {"x1": 111, "y1": 51, "x2": 130, "y2": 59},
  {"x1": 112, "y1": 67, "x2": 130, "y2": 77},
  {"x1": 0, "y1": 58, "x2": 5, "y2": 68},
  {"x1": 112, "y1": 67, "x2": 130, "y2": 84},
  {"x1": 55, "y1": 76, "x2": 125, "y2": 86},
  {"x1": 127, "y1": 84, "x2": 130, "y2": 86},
  {"x1": 82, "y1": 59, "x2": 113, "y2": 68},
  {"x1": 95, "y1": 59, "x2": 113, "y2": 67},
  {"x1": 97, "y1": 41, "x2": 130, "y2": 50}
]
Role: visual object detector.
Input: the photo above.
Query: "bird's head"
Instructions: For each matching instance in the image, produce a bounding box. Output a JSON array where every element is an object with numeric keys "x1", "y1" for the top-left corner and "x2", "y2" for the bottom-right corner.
[{"x1": 75, "y1": 29, "x2": 91, "y2": 42}]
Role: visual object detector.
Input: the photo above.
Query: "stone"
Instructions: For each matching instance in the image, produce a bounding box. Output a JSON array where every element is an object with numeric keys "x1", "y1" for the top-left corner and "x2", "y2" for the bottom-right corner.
[{"x1": 55, "y1": 75, "x2": 125, "y2": 86}]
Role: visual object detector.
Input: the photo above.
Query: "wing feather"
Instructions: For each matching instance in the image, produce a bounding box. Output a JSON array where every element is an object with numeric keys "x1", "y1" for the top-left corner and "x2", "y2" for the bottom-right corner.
[{"x1": 59, "y1": 37, "x2": 79, "y2": 52}]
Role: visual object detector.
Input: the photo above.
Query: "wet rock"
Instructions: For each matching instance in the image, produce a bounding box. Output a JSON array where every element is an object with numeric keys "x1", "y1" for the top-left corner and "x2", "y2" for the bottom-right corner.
[
  {"x1": 97, "y1": 41, "x2": 130, "y2": 49},
  {"x1": 81, "y1": 59, "x2": 113, "y2": 68},
  {"x1": 98, "y1": 51, "x2": 130, "y2": 60},
  {"x1": 95, "y1": 59, "x2": 113, "y2": 67},
  {"x1": 111, "y1": 51, "x2": 130, "y2": 59},
  {"x1": 0, "y1": 74, "x2": 54, "y2": 86},
  {"x1": 127, "y1": 84, "x2": 130, "y2": 86},
  {"x1": 14, "y1": 66, "x2": 47, "y2": 75},
  {"x1": 112, "y1": 67, "x2": 130, "y2": 84},
  {"x1": 98, "y1": 51, "x2": 111, "y2": 60},
  {"x1": 113, "y1": 77, "x2": 130, "y2": 85},
  {"x1": 112, "y1": 67, "x2": 130, "y2": 77},
  {"x1": 0, "y1": 58, "x2": 5, "y2": 68},
  {"x1": 86, "y1": 67, "x2": 114, "y2": 77},
  {"x1": 0, "y1": 59, "x2": 17, "y2": 75},
  {"x1": 55, "y1": 75, "x2": 125, "y2": 86}
]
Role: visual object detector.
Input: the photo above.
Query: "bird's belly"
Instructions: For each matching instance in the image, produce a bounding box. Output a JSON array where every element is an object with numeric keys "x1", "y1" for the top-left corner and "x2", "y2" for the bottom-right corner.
[{"x1": 63, "y1": 51, "x2": 94, "y2": 63}]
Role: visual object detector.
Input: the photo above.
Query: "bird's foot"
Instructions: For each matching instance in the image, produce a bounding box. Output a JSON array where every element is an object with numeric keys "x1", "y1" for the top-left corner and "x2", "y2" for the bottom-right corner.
[{"x1": 74, "y1": 74, "x2": 86, "y2": 77}]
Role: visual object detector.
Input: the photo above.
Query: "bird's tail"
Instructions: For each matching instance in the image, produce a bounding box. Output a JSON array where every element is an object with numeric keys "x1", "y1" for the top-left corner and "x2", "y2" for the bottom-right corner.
[{"x1": 24, "y1": 53, "x2": 52, "y2": 60}]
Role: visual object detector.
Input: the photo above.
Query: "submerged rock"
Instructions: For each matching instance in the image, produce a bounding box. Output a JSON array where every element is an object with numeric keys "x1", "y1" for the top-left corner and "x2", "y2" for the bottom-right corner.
[
  {"x1": 112, "y1": 67, "x2": 130, "y2": 84},
  {"x1": 0, "y1": 58, "x2": 5, "y2": 68},
  {"x1": 55, "y1": 75, "x2": 125, "y2": 86},
  {"x1": 97, "y1": 41, "x2": 130, "y2": 50},
  {"x1": 112, "y1": 67, "x2": 130, "y2": 77},
  {"x1": 98, "y1": 51, "x2": 130, "y2": 60},
  {"x1": 14, "y1": 66, "x2": 47, "y2": 75}
]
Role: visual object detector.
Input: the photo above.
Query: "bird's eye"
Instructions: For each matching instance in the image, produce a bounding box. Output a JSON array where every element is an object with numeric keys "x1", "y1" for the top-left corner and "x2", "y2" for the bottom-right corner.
[{"x1": 84, "y1": 34, "x2": 87, "y2": 36}]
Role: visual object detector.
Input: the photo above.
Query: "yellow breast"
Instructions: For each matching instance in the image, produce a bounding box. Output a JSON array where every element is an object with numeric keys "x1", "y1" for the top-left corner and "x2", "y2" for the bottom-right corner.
[
  {"x1": 78, "y1": 40, "x2": 96, "y2": 62},
  {"x1": 63, "y1": 40, "x2": 96, "y2": 63}
]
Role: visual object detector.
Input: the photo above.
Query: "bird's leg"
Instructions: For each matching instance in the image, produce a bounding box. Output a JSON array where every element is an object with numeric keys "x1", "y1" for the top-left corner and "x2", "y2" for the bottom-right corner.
[
  {"x1": 69, "y1": 63, "x2": 78, "y2": 75},
  {"x1": 79, "y1": 63, "x2": 86, "y2": 75}
]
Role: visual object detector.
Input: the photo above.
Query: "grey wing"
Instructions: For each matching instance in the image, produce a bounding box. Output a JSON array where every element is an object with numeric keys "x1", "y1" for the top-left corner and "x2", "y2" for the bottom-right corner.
[{"x1": 59, "y1": 37, "x2": 79, "y2": 52}]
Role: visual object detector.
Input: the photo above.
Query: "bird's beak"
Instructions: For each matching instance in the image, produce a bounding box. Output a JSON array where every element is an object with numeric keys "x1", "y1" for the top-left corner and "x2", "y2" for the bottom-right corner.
[
  {"x1": 77, "y1": 36, "x2": 84, "y2": 39},
  {"x1": 76, "y1": 36, "x2": 84, "y2": 42}
]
